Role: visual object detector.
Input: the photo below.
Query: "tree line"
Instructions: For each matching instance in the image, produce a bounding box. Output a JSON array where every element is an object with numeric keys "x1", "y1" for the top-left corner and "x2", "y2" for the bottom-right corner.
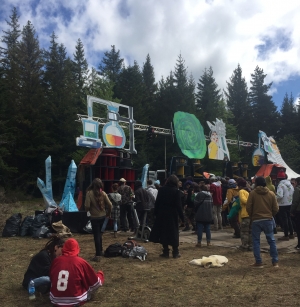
[{"x1": 1, "y1": 8, "x2": 300, "y2": 194}]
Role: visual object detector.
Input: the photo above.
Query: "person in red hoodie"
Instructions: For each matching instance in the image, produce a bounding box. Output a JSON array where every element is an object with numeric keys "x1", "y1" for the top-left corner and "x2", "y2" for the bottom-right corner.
[
  {"x1": 209, "y1": 176, "x2": 223, "y2": 230},
  {"x1": 50, "y1": 238, "x2": 104, "y2": 307}
]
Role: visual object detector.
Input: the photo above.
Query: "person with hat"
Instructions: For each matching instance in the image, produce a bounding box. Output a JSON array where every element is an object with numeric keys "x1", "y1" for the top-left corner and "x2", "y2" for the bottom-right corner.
[
  {"x1": 49, "y1": 238, "x2": 104, "y2": 306},
  {"x1": 118, "y1": 177, "x2": 135, "y2": 232},
  {"x1": 22, "y1": 235, "x2": 65, "y2": 295},
  {"x1": 223, "y1": 179, "x2": 240, "y2": 238}
]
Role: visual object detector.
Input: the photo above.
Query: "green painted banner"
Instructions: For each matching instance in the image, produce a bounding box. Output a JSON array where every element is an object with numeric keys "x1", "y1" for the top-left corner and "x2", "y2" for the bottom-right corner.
[{"x1": 173, "y1": 111, "x2": 206, "y2": 159}]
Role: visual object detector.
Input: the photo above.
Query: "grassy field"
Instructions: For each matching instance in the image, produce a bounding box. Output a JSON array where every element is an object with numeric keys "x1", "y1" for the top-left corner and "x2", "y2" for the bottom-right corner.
[{"x1": 1, "y1": 200, "x2": 300, "y2": 307}]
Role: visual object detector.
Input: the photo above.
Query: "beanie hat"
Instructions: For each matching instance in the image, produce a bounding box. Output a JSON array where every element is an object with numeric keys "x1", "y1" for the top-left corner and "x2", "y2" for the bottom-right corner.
[
  {"x1": 237, "y1": 178, "x2": 246, "y2": 188},
  {"x1": 62, "y1": 238, "x2": 80, "y2": 256},
  {"x1": 154, "y1": 180, "x2": 160, "y2": 185},
  {"x1": 228, "y1": 179, "x2": 237, "y2": 188}
]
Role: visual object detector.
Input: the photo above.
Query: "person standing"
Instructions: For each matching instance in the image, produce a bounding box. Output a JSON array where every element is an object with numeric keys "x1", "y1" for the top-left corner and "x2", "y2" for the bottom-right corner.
[
  {"x1": 118, "y1": 178, "x2": 135, "y2": 232},
  {"x1": 149, "y1": 175, "x2": 184, "y2": 258},
  {"x1": 291, "y1": 177, "x2": 300, "y2": 249},
  {"x1": 223, "y1": 179, "x2": 240, "y2": 238},
  {"x1": 50, "y1": 238, "x2": 104, "y2": 306},
  {"x1": 194, "y1": 185, "x2": 213, "y2": 247},
  {"x1": 237, "y1": 178, "x2": 252, "y2": 250},
  {"x1": 146, "y1": 179, "x2": 158, "y2": 199},
  {"x1": 84, "y1": 178, "x2": 112, "y2": 262},
  {"x1": 276, "y1": 173, "x2": 294, "y2": 240},
  {"x1": 209, "y1": 176, "x2": 223, "y2": 230},
  {"x1": 246, "y1": 176, "x2": 279, "y2": 268},
  {"x1": 101, "y1": 183, "x2": 121, "y2": 237}
]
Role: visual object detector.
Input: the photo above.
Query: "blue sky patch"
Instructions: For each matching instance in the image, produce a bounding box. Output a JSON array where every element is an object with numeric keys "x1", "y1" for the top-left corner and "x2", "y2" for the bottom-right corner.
[{"x1": 256, "y1": 28, "x2": 292, "y2": 60}]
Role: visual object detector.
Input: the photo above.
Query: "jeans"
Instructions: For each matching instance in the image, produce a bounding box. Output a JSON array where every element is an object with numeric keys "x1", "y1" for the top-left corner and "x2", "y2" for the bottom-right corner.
[
  {"x1": 120, "y1": 204, "x2": 135, "y2": 231},
  {"x1": 252, "y1": 219, "x2": 278, "y2": 264},
  {"x1": 213, "y1": 205, "x2": 222, "y2": 229},
  {"x1": 28, "y1": 276, "x2": 50, "y2": 294},
  {"x1": 91, "y1": 218, "x2": 105, "y2": 256},
  {"x1": 196, "y1": 222, "x2": 211, "y2": 243},
  {"x1": 101, "y1": 217, "x2": 118, "y2": 232},
  {"x1": 279, "y1": 205, "x2": 294, "y2": 237}
]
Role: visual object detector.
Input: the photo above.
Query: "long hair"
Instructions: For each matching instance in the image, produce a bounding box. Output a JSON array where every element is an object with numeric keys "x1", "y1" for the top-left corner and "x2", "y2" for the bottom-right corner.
[
  {"x1": 43, "y1": 235, "x2": 64, "y2": 260},
  {"x1": 165, "y1": 174, "x2": 179, "y2": 188},
  {"x1": 87, "y1": 178, "x2": 105, "y2": 210}
]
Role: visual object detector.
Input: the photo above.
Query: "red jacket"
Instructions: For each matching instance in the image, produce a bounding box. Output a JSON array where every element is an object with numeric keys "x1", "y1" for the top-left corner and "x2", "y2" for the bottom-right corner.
[
  {"x1": 210, "y1": 182, "x2": 222, "y2": 205},
  {"x1": 50, "y1": 255, "x2": 104, "y2": 306}
]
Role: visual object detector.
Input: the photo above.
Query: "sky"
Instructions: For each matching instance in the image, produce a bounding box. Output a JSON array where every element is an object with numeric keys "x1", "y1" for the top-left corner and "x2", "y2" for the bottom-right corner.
[{"x1": 1, "y1": 0, "x2": 300, "y2": 108}]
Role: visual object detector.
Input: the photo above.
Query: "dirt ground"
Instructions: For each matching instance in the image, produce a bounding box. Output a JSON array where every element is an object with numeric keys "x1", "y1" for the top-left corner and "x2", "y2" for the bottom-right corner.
[{"x1": 1, "y1": 201, "x2": 300, "y2": 307}]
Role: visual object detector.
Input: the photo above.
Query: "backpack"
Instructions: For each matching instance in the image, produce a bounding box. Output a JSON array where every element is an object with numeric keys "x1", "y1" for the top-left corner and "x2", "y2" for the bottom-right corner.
[
  {"x1": 104, "y1": 243, "x2": 125, "y2": 258},
  {"x1": 122, "y1": 240, "x2": 147, "y2": 261}
]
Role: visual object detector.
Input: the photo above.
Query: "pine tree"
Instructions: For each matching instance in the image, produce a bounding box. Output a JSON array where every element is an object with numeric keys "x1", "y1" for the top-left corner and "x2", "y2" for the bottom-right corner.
[
  {"x1": 173, "y1": 54, "x2": 195, "y2": 114},
  {"x1": 278, "y1": 92, "x2": 297, "y2": 138},
  {"x1": 98, "y1": 45, "x2": 124, "y2": 92},
  {"x1": 72, "y1": 38, "x2": 89, "y2": 114},
  {"x1": 225, "y1": 64, "x2": 251, "y2": 140},
  {"x1": 13, "y1": 21, "x2": 45, "y2": 182},
  {"x1": 142, "y1": 54, "x2": 157, "y2": 125},
  {"x1": 196, "y1": 67, "x2": 222, "y2": 129},
  {"x1": 248, "y1": 66, "x2": 280, "y2": 140}
]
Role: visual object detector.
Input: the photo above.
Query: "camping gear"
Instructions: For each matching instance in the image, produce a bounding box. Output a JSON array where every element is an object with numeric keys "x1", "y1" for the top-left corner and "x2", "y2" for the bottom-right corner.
[{"x1": 128, "y1": 202, "x2": 151, "y2": 242}]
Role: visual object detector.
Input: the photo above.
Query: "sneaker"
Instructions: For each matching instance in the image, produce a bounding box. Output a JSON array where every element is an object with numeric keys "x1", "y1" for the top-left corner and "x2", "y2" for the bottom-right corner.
[
  {"x1": 250, "y1": 262, "x2": 264, "y2": 268},
  {"x1": 289, "y1": 234, "x2": 295, "y2": 239},
  {"x1": 278, "y1": 236, "x2": 289, "y2": 241},
  {"x1": 272, "y1": 262, "x2": 279, "y2": 268},
  {"x1": 173, "y1": 253, "x2": 181, "y2": 259},
  {"x1": 207, "y1": 242, "x2": 212, "y2": 246},
  {"x1": 195, "y1": 243, "x2": 202, "y2": 248}
]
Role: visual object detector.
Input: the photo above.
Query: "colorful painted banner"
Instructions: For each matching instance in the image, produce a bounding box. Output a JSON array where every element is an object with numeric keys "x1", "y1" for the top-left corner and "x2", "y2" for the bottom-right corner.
[{"x1": 207, "y1": 118, "x2": 230, "y2": 161}]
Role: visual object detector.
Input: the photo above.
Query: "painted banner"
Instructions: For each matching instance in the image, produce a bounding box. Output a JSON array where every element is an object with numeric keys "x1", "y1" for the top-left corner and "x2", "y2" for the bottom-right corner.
[
  {"x1": 173, "y1": 112, "x2": 206, "y2": 159},
  {"x1": 207, "y1": 118, "x2": 230, "y2": 161},
  {"x1": 259, "y1": 130, "x2": 300, "y2": 178}
]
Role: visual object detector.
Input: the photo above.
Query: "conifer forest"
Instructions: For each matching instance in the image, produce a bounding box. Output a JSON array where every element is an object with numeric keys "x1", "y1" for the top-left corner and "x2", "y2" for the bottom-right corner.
[{"x1": 1, "y1": 8, "x2": 300, "y2": 195}]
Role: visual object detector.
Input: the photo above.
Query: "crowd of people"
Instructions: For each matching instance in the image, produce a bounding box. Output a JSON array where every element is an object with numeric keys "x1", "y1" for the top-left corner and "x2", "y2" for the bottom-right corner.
[{"x1": 22, "y1": 170, "x2": 300, "y2": 305}]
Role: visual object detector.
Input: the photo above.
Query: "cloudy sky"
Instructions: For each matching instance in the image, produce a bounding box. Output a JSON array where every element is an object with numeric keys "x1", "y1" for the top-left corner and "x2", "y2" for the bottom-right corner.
[{"x1": 1, "y1": 0, "x2": 300, "y2": 108}]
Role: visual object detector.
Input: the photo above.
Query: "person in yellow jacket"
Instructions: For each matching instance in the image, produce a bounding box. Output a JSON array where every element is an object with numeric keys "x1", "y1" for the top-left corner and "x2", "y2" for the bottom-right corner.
[
  {"x1": 223, "y1": 179, "x2": 240, "y2": 238},
  {"x1": 237, "y1": 178, "x2": 252, "y2": 250}
]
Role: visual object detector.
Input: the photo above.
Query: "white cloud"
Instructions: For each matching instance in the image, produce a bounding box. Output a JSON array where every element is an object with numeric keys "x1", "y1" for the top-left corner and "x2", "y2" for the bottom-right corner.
[{"x1": 1, "y1": 0, "x2": 300, "y2": 97}]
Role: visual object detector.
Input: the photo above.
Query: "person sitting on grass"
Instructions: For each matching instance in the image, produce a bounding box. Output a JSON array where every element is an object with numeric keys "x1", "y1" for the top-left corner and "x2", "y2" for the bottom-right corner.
[
  {"x1": 50, "y1": 238, "x2": 104, "y2": 307},
  {"x1": 194, "y1": 185, "x2": 213, "y2": 248},
  {"x1": 22, "y1": 235, "x2": 64, "y2": 294}
]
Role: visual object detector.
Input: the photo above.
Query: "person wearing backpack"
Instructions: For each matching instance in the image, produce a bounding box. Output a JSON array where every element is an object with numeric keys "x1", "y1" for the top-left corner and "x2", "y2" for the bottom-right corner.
[
  {"x1": 101, "y1": 183, "x2": 121, "y2": 238},
  {"x1": 194, "y1": 185, "x2": 213, "y2": 247}
]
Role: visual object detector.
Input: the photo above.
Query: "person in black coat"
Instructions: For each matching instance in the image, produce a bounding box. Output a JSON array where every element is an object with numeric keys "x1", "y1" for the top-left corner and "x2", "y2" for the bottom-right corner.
[{"x1": 149, "y1": 175, "x2": 184, "y2": 258}]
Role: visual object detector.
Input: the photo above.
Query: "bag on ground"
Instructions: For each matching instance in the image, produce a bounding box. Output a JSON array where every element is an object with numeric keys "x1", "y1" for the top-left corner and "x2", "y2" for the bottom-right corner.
[
  {"x1": 2, "y1": 213, "x2": 22, "y2": 237},
  {"x1": 20, "y1": 215, "x2": 34, "y2": 237},
  {"x1": 104, "y1": 243, "x2": 125, "y2": 257}
]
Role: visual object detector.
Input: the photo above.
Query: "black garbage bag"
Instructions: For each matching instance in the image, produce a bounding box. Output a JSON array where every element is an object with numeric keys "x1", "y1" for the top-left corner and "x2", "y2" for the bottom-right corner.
[
  {"x1": 2, "y1": 213, "x2": 22, "y2": 237},
  {"x1": 20, "y1": 216, "x2": 34, "y2": 237},
  {"x1": 32, "y1": 225, "x2": 51, "y2": 239},
  {"x1": 31, "y1": 214, "x2": 50, "y2": 238}
]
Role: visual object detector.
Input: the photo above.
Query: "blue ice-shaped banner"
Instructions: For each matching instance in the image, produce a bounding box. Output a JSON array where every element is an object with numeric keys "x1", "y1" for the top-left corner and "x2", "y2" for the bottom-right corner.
[
  {"x1": 141, "y1": 164, "x2": 149, "y2": 188},
  {"x1": 37, "y1": 156, "x2": 57, "y2": 208},
  {"x1": 59, "y1": 160, "x2": 77, "y2": 207},
  {"x1": 60, "y1": 192, "x2": 78, "y2": 212}
]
